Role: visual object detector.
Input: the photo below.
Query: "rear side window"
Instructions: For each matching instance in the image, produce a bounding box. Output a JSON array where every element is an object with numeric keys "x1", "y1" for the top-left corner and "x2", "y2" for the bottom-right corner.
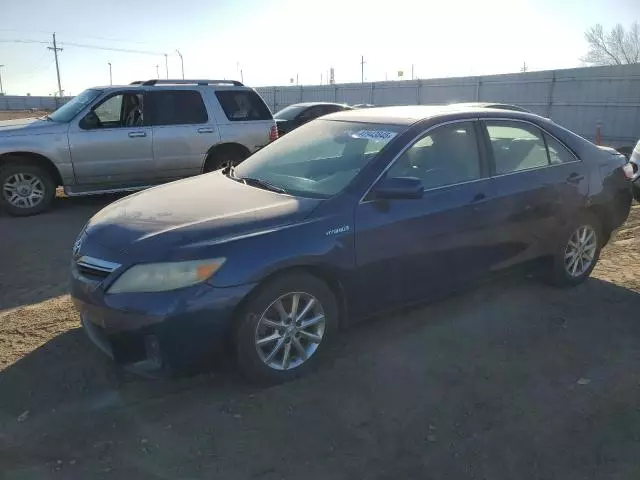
[
  {"x1": 148, "y1": 90, "x2": 208, "y2": 125},
  {"x1": 215, "y1": 90, "x2": 272, "y2": 121},
  {"x1": 485, "y1": 121, "x2": 548, "y2": 174},
  {"x1": 545, "y1": 133, "x2": 577, "y2": 165}
]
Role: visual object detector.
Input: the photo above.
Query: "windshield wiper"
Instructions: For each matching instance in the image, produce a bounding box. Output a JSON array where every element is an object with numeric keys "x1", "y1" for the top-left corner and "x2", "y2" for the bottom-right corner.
[{"x1": 237, "y1": 176, "x2": 287, "y2": 194}]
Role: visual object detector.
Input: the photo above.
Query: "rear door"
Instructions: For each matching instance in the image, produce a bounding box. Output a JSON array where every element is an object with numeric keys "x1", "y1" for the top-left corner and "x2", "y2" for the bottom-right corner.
[
  {"x1": 209, "y1": 88, "x2": 274, "y2": 154},
  {"x1": 147, "y1": 89, "x2": 220, "y2": 181},
  {"x1": 68, "y1": 90, "x2": 155, "y2": 187},
  {"x1": 353, "y1": 120, "x2": 494, "y2": 315},
  {"x1": 479, "y1": 119, "x2": 588, "y2": 269}
]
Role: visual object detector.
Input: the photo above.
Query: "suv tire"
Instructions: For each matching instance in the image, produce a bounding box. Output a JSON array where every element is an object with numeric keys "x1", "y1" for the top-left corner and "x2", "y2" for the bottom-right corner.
[
  {"x1": 204, "y1": 146, "x2": 248, "y2": 173},
  {"x1": 234, "y1": 272, "x2": 338, "y2": 385},
  {"x1": 0, "y1": 163, "x2": 56, "y2": 216}
]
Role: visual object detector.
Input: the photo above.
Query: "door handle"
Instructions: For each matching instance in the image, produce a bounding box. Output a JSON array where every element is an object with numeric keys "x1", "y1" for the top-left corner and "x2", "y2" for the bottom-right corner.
[
  {"x1": 128, "y1": 131, "x2": 146, "y2": 138},
  {"x1": 197, "y1": 128, "x2": 215, "y2": 134},
  {"x1": 566, "y1": 173, "x2": 584, "y2": 184}
]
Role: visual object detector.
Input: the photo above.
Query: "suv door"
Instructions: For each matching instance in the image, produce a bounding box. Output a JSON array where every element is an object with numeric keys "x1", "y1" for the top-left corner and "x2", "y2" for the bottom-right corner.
[
  {"x1": 209, "y1": 88, "x2": 274, "y2": 155},
  {"x1": 68, "y1": 91, "x2": 154, "y2": 187},
  {"x1": 353, "y1": 120, "x2": 493, "y2": 314},
  {"x1": 147, "y1": 89, "x2": 220, "y2": 181},
  {"x1": 480, "y1": 119, "x2": 588, "y2": 268}
]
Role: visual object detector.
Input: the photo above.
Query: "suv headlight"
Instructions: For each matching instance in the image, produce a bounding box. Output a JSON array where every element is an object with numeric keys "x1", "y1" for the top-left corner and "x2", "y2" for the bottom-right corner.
[{"x1": 108, "y1": 258, "x2": 226, "y2": 294}]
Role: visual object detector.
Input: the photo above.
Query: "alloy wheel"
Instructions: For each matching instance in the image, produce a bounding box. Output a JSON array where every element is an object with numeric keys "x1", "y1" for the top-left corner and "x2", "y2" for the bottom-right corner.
[
  {"x1": 564, "y1": 225, "x2": 597, "y2": 277},
  {"x1": 2, "y1": 173, "x2": 46, "y2": 209},
  {"x1": 254, "y1": 292, "x2": 326, "y2": 371}
]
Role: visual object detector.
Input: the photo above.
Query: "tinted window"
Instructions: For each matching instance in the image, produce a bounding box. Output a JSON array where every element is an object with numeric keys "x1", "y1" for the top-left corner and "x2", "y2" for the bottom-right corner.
[
  {"x1": 149, "y1": 90, "x2": 208, "y2": 126},
  {"x1": 545, "y1": 133, "x2": 577, "y2": 165},
  {"x1": 274, "y1": 104, "x2": 307, "y2": 120},
  {"x1": 84, "y1": 92, "x2": 144, "y2": 129},
  {"x1": 233, "y1": 120, "x2": 405, "y2": 198},
  {"x1": 298, "y1": 106, "x2": 322, "y2": 123},
  {"x1": 215, "y1": 90, "x2": 271, "y2": 121},
  {"x1": 387, "y1": 122, "x2": 481, "y2": 190},
  {"x1": 485, "y1": 121, "x2": 548, "y2": 174}
]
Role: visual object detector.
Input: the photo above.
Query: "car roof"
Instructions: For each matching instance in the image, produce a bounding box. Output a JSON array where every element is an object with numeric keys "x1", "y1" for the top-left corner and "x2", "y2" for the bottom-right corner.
[
  {"x1": 284, "y1": 102, "x2": 349, "y2": 108},
  {"x1": 452, "y1": 102, "x2": 530, "y2": 112},
  {"x1": 322, "y1": 105, "x2": 542, "y2": 125}
]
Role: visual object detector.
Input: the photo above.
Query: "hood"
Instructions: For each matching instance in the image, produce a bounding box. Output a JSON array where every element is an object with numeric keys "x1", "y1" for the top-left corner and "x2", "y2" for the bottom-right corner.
[
  {"x1": 0, "y1": 117, "x2": 68, "y2": 137},
  {"x1": 84, "y1": 172, "x2": 321, "y2": 260}
]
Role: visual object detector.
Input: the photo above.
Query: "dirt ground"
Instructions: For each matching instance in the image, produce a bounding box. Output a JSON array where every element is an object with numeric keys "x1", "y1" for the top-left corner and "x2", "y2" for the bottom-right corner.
[{"x1": 0, "y1": 111, "x2": 48, "y2": 121}]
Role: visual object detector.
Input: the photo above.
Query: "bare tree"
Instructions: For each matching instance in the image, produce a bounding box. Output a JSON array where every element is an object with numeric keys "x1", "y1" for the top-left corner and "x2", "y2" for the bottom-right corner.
[{"x1": 582, "y1": 22, "x2": 640, "y2": 66}]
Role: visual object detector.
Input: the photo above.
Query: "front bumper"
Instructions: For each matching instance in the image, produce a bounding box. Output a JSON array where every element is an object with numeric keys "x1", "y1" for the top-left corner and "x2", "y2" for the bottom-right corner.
[{"x1": 71, "y1": 269, "x2": 256, "y2": 371}]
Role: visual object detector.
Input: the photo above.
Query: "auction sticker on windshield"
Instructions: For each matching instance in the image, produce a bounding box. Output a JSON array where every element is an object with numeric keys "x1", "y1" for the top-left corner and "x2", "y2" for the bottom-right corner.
[{"x1": 350, "y1": 130, "x2": 398, "y2": 141}]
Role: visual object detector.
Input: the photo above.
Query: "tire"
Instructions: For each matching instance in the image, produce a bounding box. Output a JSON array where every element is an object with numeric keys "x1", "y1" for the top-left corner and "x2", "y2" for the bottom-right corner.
[
  {"x1": 546, "y1": 212, "x2": 602, "y2": 287},
  {"x1": 204, "y1": 146, "x2": 248, "y2": 173},
  {"x1": 234, "y1": 272, "x2": 339, "y2": 385},
  {"x1": 0, "y1": 163, "x2": 56, "y2": 216}
]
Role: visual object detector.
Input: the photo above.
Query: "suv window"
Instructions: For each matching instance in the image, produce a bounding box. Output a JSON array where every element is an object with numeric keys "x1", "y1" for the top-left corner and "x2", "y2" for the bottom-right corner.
[
  {"x1": 485, "y1": 121, "x2": 548, "y2": 174},
  {"x1": 387, "y1": 122, "x2": 481, "y2": 190},
  {"x1": 82, "y1": 92, "x2": 144, "y2": 129},
  {"x1": 215, "y1": 90, "x2": 271, "y2": 121},
  {"x1": 148, "y1": 90, "x2": 208, "y2": 126},
  {"x1": 545, "y1": 133, "x2": 577, "y2": 165}
]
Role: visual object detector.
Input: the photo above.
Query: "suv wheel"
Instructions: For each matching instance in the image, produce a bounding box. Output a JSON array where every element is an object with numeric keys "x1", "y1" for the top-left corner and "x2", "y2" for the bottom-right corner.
[
  {"x1": 204, "y1": 147, "x2": 248, "y2": 173},
  {"x1": 547, "y1": 213, "x2": 602, "y2": 286},
  {"x1": 0, "y1": 163, "x2": 55, "y2": 216},
  {"x1": 234, "y1": 272, "x2": 338, "y2": 385}
]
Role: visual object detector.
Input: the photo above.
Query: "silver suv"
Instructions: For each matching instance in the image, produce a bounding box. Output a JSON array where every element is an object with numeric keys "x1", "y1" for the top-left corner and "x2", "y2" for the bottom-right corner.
[{"x1": 0, "y1": 79, "x2": 277, "y2": 216}]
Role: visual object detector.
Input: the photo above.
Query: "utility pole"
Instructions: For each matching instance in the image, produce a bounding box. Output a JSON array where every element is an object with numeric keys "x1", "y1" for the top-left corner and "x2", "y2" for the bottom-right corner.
[
  {"x1": 296, "y1": 73, "x2": 299, "y2": 85},
  {"x1": 0, "y1": 65, "x2": 4, "y2": 95},
  {"x1": 155, "y1": 64, "x2": 160, "y2": 78},
  {"x1": 108, "y1": 62, "x2": 112, "y2": 85},
  {"x1": 360, "y1": 55, "x2": 366, "y2": 83},
  {"x1": 521, "y1": 61, "x2": 528, "y2": 72},
  {"x1": 48, "y1": 33, "x2": 63, "y2": 97},
  {"x1": 176, "y1": 50, "x2": 184, "y2": 79},
  {"x1": 164, "y1": 53, "x2": 169, "y2": 79},
  {"x1": 411, "y1": 64, "x2": 414, "y2": 80}
]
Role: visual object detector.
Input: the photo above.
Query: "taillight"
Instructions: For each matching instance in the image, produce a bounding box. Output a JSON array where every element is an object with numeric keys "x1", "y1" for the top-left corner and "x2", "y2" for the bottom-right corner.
[{"x1": 269, "y1": 125, "x2": 278, "y2": 142}]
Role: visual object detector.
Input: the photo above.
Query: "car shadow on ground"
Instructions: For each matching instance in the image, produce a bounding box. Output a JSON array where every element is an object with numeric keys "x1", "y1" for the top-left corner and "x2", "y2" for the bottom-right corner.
[{"x1": 1, "y1": 276, "x2": 640, "y2": 478}]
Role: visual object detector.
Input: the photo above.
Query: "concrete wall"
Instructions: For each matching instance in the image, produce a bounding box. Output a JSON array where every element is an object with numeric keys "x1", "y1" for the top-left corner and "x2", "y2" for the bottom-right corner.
[
  {"x1": 0, "y1": 95, "x2": 72, "y2": 111},
  {"x1": 256, "y1": 64, "x2": 640, "y2": 148}
]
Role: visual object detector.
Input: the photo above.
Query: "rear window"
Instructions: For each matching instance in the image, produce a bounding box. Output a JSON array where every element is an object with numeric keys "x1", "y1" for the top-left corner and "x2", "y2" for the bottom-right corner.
[
  {"x1": 148, "y1": 90, "x2": 208, "y2": 125},
  {"x1": 215, "y1": 90, "x2": 272, "y2": 121}
]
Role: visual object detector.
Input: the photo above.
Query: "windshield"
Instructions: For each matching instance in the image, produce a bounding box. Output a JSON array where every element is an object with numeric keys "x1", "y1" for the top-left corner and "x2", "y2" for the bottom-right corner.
[
  {"x1": 233, "y1": 120, "x2": 406, "y2": 198},
  {"x1": 48, "y1": 88, "x2": 103, "y2": 122},
  {"x1": 273, "y1": 104, "x2": 307, "y2": 120}
]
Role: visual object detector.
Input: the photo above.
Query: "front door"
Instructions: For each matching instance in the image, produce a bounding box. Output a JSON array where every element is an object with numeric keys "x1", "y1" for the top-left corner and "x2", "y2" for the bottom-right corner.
[
  {"x1": 68, "y1": 91, "x2": 154, "y2": 187},
  {"x1": 352, "y1": 120, "x2": 493, "y2": 316}
]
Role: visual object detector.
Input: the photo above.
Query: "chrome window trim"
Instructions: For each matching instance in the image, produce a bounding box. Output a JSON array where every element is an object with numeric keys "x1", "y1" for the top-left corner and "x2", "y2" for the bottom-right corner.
[
  {"x1": 359, "y1": 118, "x2": 480, "y2": 204},
  {"x1": 76, "y1": 256, "x2": 121, "y2": 273}
]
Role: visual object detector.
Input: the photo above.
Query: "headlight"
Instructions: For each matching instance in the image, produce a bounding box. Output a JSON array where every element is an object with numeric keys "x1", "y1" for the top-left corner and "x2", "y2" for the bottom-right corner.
[{"x1": 107, "y1": 258, "x2": 226, "y2": 294}]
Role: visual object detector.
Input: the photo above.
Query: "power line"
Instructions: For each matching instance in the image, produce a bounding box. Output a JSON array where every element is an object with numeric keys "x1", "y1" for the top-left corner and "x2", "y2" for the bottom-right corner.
[{"x1": 59, "y1": 40, "x2": 166, "y2": 56}]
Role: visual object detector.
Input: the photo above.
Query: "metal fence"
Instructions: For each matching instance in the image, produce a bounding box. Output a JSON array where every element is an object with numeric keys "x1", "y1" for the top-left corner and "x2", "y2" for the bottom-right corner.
[
  {"x1": 0, "y1": 95, "x2": 72, "y2": 111},
  {"x1": 256, "y1": 64, "x2": 640, "y2": 148}
]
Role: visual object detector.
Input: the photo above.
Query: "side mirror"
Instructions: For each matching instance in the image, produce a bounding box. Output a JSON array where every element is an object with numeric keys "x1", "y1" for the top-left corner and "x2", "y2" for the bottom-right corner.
[
  {"x1": 374, "y1": 176, "x2": 424, "y2": 200},
  {"x1": 79, "y1": 111, "x2": 100, "y2": 130}
]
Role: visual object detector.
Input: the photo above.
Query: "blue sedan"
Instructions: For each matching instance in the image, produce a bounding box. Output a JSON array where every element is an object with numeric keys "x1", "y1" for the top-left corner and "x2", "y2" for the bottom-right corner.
[{"x1": 70, "y1": 106, "x2": 633, "y2": 384}]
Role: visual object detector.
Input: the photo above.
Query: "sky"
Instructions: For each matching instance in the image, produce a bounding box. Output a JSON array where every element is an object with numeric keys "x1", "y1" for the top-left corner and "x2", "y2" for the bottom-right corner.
[{"x1": 0, "y1": 0, "x2": 638, "y2": 96}]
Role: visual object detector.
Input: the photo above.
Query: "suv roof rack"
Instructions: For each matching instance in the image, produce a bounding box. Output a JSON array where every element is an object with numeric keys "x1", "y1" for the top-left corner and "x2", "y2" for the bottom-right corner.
[{"x1": 130, "y1": 79, "x2": 244, "y2": 87}]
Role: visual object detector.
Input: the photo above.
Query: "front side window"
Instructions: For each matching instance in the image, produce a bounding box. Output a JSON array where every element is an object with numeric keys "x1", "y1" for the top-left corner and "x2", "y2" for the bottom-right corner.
[
  {"x1": 148, "y1": 90, "x2": 208, "y2": 126},
  {"x1": 233, "y1": 120, "x2": 405, "y2": 198},
  {"x1": 81, "y1": 92, "x2": 144, "y2": 129},
  {"x1": 485, "y1": 121, "x2": 548, "y2": 174},
  {"x1": 386, "y1": 122, "x2": 481, "y2": 190},
  {"x1": 215, "y1": 90, "x2": 271, "y2": 121}
]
